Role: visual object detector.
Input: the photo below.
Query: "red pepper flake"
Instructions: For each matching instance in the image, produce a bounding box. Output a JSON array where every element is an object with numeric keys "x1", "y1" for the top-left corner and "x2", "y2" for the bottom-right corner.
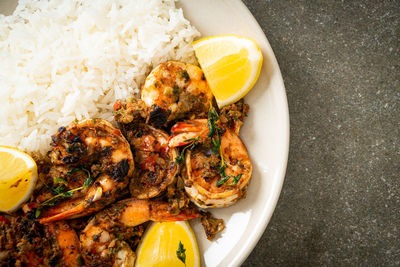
[
  {"x1": 113, "y1": 101, "x2": 121, "y2": 111},
  {"x1": 113, "y1": 129, "x2": 121, "y2": 136},
  {"x1": 28, "y1": 202, "x2": 39, "y2": 209},
  {"x1": 25, "y1": 251, "x2": 43, "y2": 264},
  {"x1": 140, "y1": 156, "x2": 157, "y2": 172},
  {"x1": 0, "y1": 215, "x2": 10, "y2": 223}
]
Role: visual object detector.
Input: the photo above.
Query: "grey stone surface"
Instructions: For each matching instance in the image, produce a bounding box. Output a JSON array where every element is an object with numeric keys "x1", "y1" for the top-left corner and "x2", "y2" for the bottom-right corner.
[{"x1": 241, "y1": 0, "x2": 399, "y2": 266}]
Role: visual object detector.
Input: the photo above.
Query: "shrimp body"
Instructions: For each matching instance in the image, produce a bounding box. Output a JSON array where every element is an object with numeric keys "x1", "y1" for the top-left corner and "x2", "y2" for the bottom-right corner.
[
  {"x1": 141, "y1": 61, "x2": 213, "y2": 126},
  {"x1": 80, "y1": 199, "x2": 200, "y2": 266},
  {"x1": 39, "y1": 119, "x2": 134, "y2": 223},
  {"x1": 128, "y1": 124, "x2": 179, "y2": 199},
  {"x1": 169, "y1": 119, "x2": 252, "y2": 208}
]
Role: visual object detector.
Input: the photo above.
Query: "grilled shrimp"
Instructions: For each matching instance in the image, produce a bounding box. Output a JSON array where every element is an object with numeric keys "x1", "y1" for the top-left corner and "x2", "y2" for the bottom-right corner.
[
  {"x1": 80, "y1": 199, "x2": 200, "y2": 266},
  {"x1": 141, "y1": 61, "x2": 213, "y2": 127},
  {"x1": 45, "y1": 221, "x2": 82, "y2": 267},
  {"x1": 38, "y1": 119, "x2": 134, "y2": 223},
  {"x1": 0, "y1": 215, "x2": 81, "y2": 266},
  {"x1": 126, "y1": 123, "x2": 179, "y2": 199},
  {"x1": 169, "y1": 119, "x2": 252, "y2": 208}
]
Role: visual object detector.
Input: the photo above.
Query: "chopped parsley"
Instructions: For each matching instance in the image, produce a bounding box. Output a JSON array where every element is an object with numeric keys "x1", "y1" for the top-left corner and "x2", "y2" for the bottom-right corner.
[
  {"x1": 53, "y1": 177, "x2": 67, "y2": 185},
  {"x1": 175, "y1": 137, "x2": 200, "y2": 164},
  {"x1": 207, "y1": 105, "x2": 242, "y2": 187},
  {"x1": 34, "y1": 207, "x2": 42, "y2": 218},
  {"x1": 207, "y1": 106, "x2": 219, "y2": 138},
  {"x1": 39, "y1": 168, "x2": 92, "y2": 209},
  {"x1": 173, "y1": 85, "x2": 180, "y2": 95},
  {"x1": 176, "y1": 241, "x2": 186, "y2": 266},
  {"x1": 181, "y1": 70, "x2": 190, "y2": 83},
  {"x1": 228, "y1": 174, "x2": 242, "y2": 186}
]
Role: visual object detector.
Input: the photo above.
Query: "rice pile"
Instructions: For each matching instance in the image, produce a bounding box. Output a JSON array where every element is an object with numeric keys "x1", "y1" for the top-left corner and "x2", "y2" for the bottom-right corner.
[{"x1": 0, "y1": 0, "x2": 200, "y2": 155}]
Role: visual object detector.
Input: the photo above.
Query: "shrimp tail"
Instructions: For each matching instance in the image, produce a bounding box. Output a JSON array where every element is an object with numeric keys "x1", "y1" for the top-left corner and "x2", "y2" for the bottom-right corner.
[
  {"x1": 118, "y1": 199, "x2": 200, "y2": 227},
  {"x1": 149, "y1": 202, "x2": 201, "y2": 222},
  {"x1": 39, "y1": 203, "x2": 85, "y2": 223},
  {"x1": 169, "y1": 119, "x2": 209, "y2": 148}
]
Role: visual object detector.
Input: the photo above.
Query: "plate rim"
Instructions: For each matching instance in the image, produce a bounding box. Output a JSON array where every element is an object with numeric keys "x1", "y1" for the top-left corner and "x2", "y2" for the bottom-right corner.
[{"x1": 227, "y1": 1, "x2": 290, "y2": 266}]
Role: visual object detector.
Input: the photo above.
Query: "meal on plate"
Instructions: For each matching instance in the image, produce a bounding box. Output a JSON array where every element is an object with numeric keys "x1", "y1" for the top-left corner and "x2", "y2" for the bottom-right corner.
[{"x1": 0, "y1": 0, "x2": 262, "y2": 266}]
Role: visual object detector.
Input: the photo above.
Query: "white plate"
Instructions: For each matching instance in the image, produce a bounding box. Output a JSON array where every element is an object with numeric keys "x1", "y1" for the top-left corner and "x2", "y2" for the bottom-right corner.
[
  {"x1": 178, "y1": 1, "x2": 289, "y2": 266},
  {"x1": 0, "y1": 1, "x2": 289, "y2": 266}
]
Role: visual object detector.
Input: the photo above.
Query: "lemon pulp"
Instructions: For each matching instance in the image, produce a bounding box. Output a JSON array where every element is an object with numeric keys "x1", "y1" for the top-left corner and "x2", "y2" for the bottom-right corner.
[
  {"x1": 0, "y1": 146, "x2": 37, "y2": 212},
  {"x1": 193, "y1": 35, "x2": 263, "y2": 107},
  {"x1": 135, "y1": 221, "x2": 200, "y2": 267}
]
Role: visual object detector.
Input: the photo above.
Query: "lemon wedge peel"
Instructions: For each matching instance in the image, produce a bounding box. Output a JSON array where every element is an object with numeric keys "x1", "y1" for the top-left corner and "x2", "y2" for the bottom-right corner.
[
  {"x1": 135, "y1": 221, "x2": 200, "y2": 267},
  {"x1": 192, "y1": 35, "x2": 263, "y2": 107},
  {"x1": 0, "y1": 146, "x2": 38, "y2": 213}
]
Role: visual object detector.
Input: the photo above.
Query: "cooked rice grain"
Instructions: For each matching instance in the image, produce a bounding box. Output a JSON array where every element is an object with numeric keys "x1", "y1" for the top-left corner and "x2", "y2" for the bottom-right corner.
[{"x1": 0, "y1": 0, "x2": 199, "y2": 155}]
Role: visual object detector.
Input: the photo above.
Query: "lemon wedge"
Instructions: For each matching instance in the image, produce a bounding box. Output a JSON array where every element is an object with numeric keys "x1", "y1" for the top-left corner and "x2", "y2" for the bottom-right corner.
[
  {"x1": 0, "y1": 146, "x2": 38, "y2": 213},
  {"x1": 135, "y1": 221, "x2": 200, "y2": 267},
  {"x1": 193, "y1": 35, "x2": 263, "y2": 107}
]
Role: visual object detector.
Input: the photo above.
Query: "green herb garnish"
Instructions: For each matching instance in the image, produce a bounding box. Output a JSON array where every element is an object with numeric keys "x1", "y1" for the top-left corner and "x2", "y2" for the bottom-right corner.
[
  {"x1": 181, "y1": 70, "x2": 190, "y2": 83},
  {"x1": 175, "y1": 137, "x2": 200, "y2": 164},
  {"x1": 228, "y1": 174, "x2": 242, "y2": 186},
  {"x1": 173, "y1": 85, "x2": 180, "y2": 95},
  {"x1": 216, "y1": 176, "x2": 230, "y2": 187},
  {"x1": 40, "y1": 168, "x2": 92, "y2": 208},
  {"x1": 35, "y1": 207, "x2": 42, "y2": 218},
  {"x1": 53, "y1": 177, "x2": 67, "y2": 185},
  {"x1": 216, "y1": 164, "x2": 229, "y2": 186},
  {"x1": 176, "y1": 241, "x2": 186, "y2": 266},
  {"x1": 207, "y1": 105, "x2": 242, "y2": 187},
  {"x1": 207, "y1": 106, "x2": 219, "y2": 138}
]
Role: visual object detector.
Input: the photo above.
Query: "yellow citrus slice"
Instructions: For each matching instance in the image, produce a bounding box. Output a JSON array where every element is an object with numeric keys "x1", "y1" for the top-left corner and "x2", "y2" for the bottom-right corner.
[
  {"x1": 135, "y1": 221, "x2": 200, "y2": 267},
  {"x1": 193, "y1": 35, "x2": 263, "y2": 107},
  {"x1": 0, "y1": 146, "x2": 38, "y2": 213}
]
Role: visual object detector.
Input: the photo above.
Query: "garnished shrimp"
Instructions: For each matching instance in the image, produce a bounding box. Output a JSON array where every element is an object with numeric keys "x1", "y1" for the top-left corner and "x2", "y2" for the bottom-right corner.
[
  {"x1": 127, "y1": 124, "x2": 179, "y2": 199},
  {"x1": 169, "y1": 118, "x2": 252, "y2": 208},
  {"x1": 38, "y1": 119, "x2": 134, "y2": 223},
  {"x1": 141, "y1": 61, "x2": 213, "y2": 127},
  {"x1": 80, "y1": 199, "x2": 200, "y2": 266}
]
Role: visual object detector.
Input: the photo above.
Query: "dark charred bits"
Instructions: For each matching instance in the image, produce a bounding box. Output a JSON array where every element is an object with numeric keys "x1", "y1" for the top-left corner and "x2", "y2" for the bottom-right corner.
[
  {"x1": 111, "y1": 159, "x2": 130, "y2": 180},
  {"x1": 57, "y1": 126, "x2": 66, "y2": 133},
  {"x1": 181, "y1": 70, "x2": 190, "y2": 83},
  {"x1": 92, "y1": 233, "x2": 101, "y2": 241},
  {"x1": 103, "y1": 190, "x2": 111, "y2": 198},
  {"x1": 51, "y1": 134, "x2": 59, "y2": 144},
  {"x1": 200, "y1": 211, "x2": 225, "y2": 240},
  {"x1": 48, "y1": 256, "x2": 59, "y2": 266},
  {"x1": 71, "y1": 135, "x2": 81, "y2": 143},
  {"x1": 62, "y1": 155, "x2": 78, "y2": 164},
  {"x1": 101, "y1": 146, "x2": 113, "y2": 157},
  {"x1": 135, "y1": 128, "x2": 144, "y2": 138},
  {"x1": 147, "y1": 105, "x2": 167, "y2": 128},
  {"x1": 173, "y1": 85, "x2": 180, "y2": 95},
  {"x1": 67, "y1": 143, "x2": 84, "y2": 154},
  {"x1": 144, "y1": 171, "x2": 158, "y2": 185}
]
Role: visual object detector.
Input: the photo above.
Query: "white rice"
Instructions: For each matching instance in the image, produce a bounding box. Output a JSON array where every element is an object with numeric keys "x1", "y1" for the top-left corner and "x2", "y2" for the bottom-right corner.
[{"x1": 0, "y1": 0, "x2": 200, "y2": 155}]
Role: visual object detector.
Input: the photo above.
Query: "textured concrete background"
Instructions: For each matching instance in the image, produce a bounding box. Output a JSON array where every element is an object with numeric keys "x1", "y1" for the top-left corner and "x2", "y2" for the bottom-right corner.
[{"x1": 241, "y1": 0, "x2": 399, "y2": 266}]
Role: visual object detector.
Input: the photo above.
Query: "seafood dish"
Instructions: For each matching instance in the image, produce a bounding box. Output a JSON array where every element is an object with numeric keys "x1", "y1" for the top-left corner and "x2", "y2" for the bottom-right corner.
[
  {"x1": 0, "y1": 1, "x2": 262, "y2": 266},
  {"x1": 0, "y1": 60, "x2": 252, "y2": 266}
]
